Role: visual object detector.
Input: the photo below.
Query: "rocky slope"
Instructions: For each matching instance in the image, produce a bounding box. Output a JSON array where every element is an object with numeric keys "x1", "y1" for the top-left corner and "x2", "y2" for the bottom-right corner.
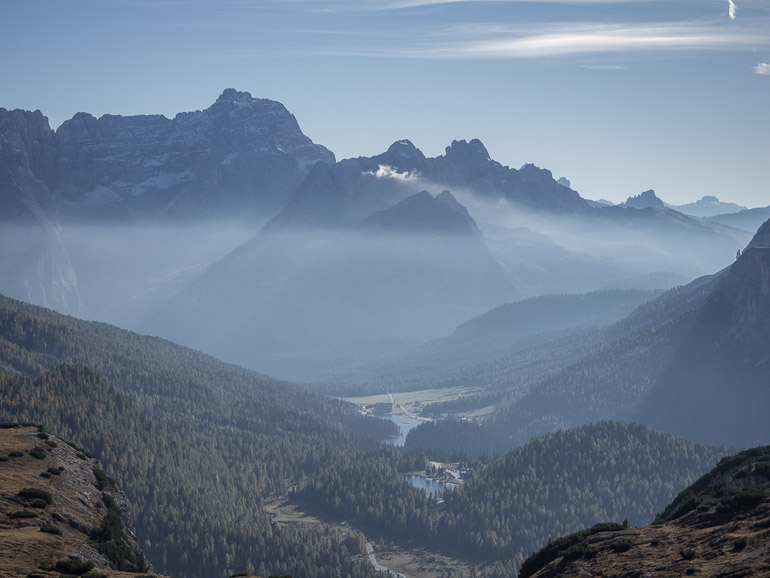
[
  {"x1": 0, "y1": 424, "x2": 161, "y2": 577},
  {"x1": 523, "y1": 446, "x2": 770, "y2": 578}
]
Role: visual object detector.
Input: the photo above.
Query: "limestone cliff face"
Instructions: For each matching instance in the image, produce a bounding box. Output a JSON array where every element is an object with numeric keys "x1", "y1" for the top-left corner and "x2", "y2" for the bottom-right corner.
[
  {"x1": 52, "y1": 88, "x2": 335, "y2": 220},
  {"x1": 0, "y1": 425, "x2": 160, "y2": 577},
  {"x1": 0, "y1": 89, "x2": 333, "y2": 312},
  {"x1": 0, "y1": 108, "x2": 81, "y2": 314}
]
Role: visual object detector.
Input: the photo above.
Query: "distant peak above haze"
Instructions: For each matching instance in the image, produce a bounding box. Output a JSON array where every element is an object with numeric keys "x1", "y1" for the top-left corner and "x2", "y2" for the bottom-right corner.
[
  {"x1": 361, "y1": 189, "x2": 482, "y2": 237},
  {"x1": 444, "y1": 138, "x2": 491, "y2": 163},
  {"x1": 386, "y1": 139, "x2": 424, "y2": 160},
  {"x1": 625, "y1": 189, "x2": 665, "y2": 209},
  {"x1": 669, "y1": 195, "x2": 748, "y2": 218},
  {"x1": 216, "y1": 88, "x2": 254, "y2": 103}
]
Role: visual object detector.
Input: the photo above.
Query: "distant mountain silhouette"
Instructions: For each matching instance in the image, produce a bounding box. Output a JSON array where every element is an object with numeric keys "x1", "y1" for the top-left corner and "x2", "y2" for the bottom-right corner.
[
  {"x1": 361, "y1": 190, "x2": 482, "y2": 237},
  {"x1": 144, "y1": 188, "x2": 518, "y2": 379},
  {"x1": 267, "y1": 138, "x2": 589, "y2": 231},
  {"x1": 624, "y1": 189, "x2": 665, "y2": 209},
  {"x1": 705, "y1": 205, "x2": 770, "y2": 234},
  {"x1": 668, "y1": 194, "x2": 747, "y2": 218}
]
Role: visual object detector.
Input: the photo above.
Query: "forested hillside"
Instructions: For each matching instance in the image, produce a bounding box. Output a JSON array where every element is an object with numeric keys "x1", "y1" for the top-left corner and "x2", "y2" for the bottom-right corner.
[
  {"x1": 0, "y1": 292, "x2": 727, "y2": 577},
  {"x1": 0, "y1": 293, "x2": 392, "y2": 577},
  {"x1": 397, "y1": 220, "x2": 770, "y2": 451},
  {"x1": 0, "y1": 293, "x2": 393, "y2": 438},
  {"x1": 637, "y1": 234, "x2": 770, "y2": 445},
  {"x1": 391, "y1": 275, "x2": 721, "y2": 456},
  {"x1": 489, "y1": 222, "x2": 770, "y2": 448},
  {"x1": 294, "y1": 421, "x2": 725, "y2": 576},
  {"x1": 322, "y1": 289, "x2": 659, "y2": 396},
  {"x1": 522, "y1": 446, "x2": 770, "y2": 578}
]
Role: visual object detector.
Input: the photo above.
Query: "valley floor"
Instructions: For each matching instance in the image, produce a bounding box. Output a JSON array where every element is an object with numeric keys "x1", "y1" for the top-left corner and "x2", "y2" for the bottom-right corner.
[{"x1": 264, "y1": 497, "x2": 475, "y2": 577}]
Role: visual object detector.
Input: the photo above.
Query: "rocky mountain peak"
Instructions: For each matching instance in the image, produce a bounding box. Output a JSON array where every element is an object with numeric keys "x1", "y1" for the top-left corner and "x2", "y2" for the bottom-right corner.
[
  {"x1": 216, "y1": 88, "x2": 254, "y2": 103},
  {"x1": 625, "y1": 189, "x2": 665, "y2": 209},
  {"x1": 436, "y1": 188, "x2": 458, "y2": 203},
  {"x1": 70, "y1": 111, "x2": 97, "y2": 122},
  {"x1": 444, "y1": 138, "x2": 491, "y2": 164},
  {"x1": 362, "y1": 188, "x2": 481, "y2": 237},
  {"x1": 386, "y1": 139, "x2": 423, "y2": 160},
  {"x1": 28, "y1": 89, "x2": 337, "y2": 221},
  {"x1": 519, "y1": 162, "x2": 554, "y2": 180}
]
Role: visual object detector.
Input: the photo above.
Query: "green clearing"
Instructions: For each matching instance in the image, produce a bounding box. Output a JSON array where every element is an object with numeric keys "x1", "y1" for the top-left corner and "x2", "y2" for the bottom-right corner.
[{"x1": 342, "y1": 385, "x2": 485, "y2": 417}]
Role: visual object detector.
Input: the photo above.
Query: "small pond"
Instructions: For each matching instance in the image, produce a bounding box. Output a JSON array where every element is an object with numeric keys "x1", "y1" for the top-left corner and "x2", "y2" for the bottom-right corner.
[{"x1": 405, "y1": 474, "x2": 456, "y2": 497}]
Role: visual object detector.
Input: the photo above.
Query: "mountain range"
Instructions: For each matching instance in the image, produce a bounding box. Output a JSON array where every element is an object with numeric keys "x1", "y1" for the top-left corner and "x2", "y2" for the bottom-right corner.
[
  {"x1": 3, "y1": 87, "x2": 770, "y2": 578},
  {"x1": 0, "y1": 89, "x2": 759, "y2": 380},
  {"x1": 27, "y1": 88, "x2": 334, "y2": 222},
  {"x1": 622, "y1": 189, "x2": 751, "y2": 218}
]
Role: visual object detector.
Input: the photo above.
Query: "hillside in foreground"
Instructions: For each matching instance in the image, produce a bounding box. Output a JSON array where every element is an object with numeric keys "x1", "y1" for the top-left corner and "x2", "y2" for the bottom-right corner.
[
  {"x1": 0, "y1": 424, "x2": 165, "y2": 578},
  {"x1": 0, "y1": 293, "x2": 388, "y2": 578},
  {"x1": 522, "y1": 446, "x2": 770, "y2": 578}
]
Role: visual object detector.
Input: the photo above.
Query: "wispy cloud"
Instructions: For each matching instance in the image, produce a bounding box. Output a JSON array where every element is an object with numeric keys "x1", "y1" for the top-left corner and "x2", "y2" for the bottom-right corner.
[
  {"x1": 365, "y1": 165, "x2": 423, "y2": 182},
  {"x1": 369, "y1": 0, "x2": 662, "y2": 7},
  {"x1": 580, "y1": 64, "x2": 628, "y2": 69},
  {"x1": 729, "y1": 0, "x2": 737, "y2": 20},
  {"x1": 280, "y1": 0, "x2": 673, "y2": 11},
  {"x1": 754, "y1": 62, "x2": 770, "y2": 75},
  {"x1": 376, "y1": 22, "x2": 767, "y2": 59}
]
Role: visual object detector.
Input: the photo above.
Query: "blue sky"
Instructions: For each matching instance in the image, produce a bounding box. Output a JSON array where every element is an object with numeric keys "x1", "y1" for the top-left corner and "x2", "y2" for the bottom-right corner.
[{"x1": 2, "y1": 0, "x2": 768, "y2": 206}]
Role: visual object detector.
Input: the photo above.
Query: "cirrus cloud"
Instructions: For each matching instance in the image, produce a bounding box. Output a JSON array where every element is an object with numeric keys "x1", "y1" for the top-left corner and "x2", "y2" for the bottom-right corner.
[{"x1": 377, "y1": 21, "x2": 768, "y2": 59}]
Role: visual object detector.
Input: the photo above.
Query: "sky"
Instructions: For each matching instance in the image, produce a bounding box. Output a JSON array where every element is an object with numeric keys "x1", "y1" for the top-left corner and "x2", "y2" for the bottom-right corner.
[{"x1": 1, "y1": 0, "x2": 769, "y2": 207}]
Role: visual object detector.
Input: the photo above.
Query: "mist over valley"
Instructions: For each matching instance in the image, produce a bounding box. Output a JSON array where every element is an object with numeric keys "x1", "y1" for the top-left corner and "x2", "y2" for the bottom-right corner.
[{"x1": 2, "y1": 26, "x2": 769, "y2": 574}]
